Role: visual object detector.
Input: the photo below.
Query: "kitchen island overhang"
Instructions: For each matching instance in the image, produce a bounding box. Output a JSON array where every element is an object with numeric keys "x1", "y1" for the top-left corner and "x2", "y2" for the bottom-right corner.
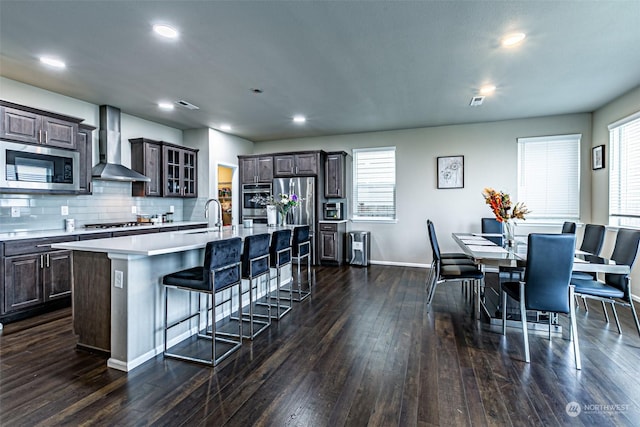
[{"x1": 52, "y1": 225, "x2": 296, "y2": 372}]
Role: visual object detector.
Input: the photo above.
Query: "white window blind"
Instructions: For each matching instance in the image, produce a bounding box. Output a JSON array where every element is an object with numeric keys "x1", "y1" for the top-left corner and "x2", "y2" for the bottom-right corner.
[
  {"x1": 352, "y1": 147, "x2": 396, "y2": 220},
  {"x1": 609, "y1": 111, "x2": 640, "y2": 227},
  {"x1": 517, "y1": 134, "x2": 580, "y2": 220}
]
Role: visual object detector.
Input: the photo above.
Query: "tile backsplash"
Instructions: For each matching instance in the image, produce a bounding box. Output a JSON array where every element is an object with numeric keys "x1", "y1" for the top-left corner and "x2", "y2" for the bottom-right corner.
[{"x1": 0, "y1": 181, "x2": 208, "y2": 233}]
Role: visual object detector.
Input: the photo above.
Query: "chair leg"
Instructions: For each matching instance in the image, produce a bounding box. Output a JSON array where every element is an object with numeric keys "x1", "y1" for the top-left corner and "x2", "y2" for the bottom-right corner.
[
  {"x1": 569, "y1": 286, "x2": 581, "y2": 370},
  {"x1": 502, "y1": 289, "x2": 507, "y2": 335},
  {"x1": 164, "y1": 287, "x2": 169, "y2": 355},
  {"x1": 427, "y1": 278, "x2": 439, "y2": 309},
  {"x1": 548, "y1": 314, "x2": 552, "y2": 341},
  {"x1": 611, "y1": 302, "x2": 622, "y2": 334},
  {"x1": 583, "y1": 296, "x2": 589, "y2": 312},
  {"x1": 602, "y1": 301, "x2": 610, "y2": 323},
  {"x1": 629, "y1": 297, "x2": 640, "y2": 338},
  {"x1": 519, "y1": 284, "x2": 530, "y2": 363}
]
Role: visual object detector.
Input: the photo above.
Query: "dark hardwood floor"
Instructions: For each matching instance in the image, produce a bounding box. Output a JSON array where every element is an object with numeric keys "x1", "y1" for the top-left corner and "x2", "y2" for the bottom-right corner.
[{"x1": 2, "y1": 265, "x2": 640, "y2": 426}]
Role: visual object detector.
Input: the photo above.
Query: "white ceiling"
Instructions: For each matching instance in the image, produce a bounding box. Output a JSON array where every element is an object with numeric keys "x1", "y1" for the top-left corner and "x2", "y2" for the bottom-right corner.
[{"x1": 1, "y1": 1, "x2": 639, "y2": 142}]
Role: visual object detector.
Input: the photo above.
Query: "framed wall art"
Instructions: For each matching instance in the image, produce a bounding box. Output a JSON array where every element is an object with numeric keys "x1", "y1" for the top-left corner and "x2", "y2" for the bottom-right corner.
[
  {"x1": 437, "y1": 155, "x2": 464, "y2": 189},
  {"x1": 592, "y1": 145, "x2": 605, "y2": 170}
]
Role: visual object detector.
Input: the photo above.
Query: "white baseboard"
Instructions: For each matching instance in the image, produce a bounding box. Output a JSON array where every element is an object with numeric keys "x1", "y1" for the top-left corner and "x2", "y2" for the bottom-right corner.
[{"x1": 369, "y1": 260, "x2": 429, "y2": 268}]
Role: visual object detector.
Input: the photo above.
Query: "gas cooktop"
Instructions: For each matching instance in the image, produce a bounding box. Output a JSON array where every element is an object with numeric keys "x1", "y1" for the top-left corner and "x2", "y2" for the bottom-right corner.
[{"x1": 84, "y1": 222, "x2": 145, "y2": 229}]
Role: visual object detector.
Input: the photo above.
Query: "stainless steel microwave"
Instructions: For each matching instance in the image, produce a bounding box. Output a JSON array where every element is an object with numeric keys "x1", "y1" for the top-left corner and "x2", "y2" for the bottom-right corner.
[{"x1": 1, "y1": 140, "x2": 80, "y2": 192}]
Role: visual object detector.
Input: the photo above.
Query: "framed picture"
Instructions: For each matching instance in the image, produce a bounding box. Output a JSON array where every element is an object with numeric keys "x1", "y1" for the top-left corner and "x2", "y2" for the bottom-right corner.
[
  {"x1": 437, "y1": 155, "x2": 464, "y2": 189},
  {"x1": 592, "y1": 145, "x2": 605, "y2": 170}
]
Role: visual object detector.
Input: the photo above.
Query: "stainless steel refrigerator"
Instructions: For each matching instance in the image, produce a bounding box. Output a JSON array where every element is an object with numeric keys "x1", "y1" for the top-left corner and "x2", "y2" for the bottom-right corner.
[{"x1": 273, "y1": 177, "x2": 316, "y2": 262}]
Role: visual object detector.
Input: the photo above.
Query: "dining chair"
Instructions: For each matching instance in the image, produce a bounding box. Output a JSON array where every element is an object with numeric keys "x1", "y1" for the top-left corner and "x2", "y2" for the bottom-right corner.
[
  {"x1": 571, "y1": 228, "x2": 640, "y2": 337},
  {"x1": 561, "y1": 221, "x2": 577, "y2": 234},
  {"x1": 426, "y1": 220, "x2": 484, "y2": 311},
  {"x1": 572, "y1": 224, "x2": 606, "y2": 312},
  {"x1": 481, "y1": 217, "x2": 504, "y2": 246},
  {"x1": 425, "y1": 220, "x2": 476, "y2": 297},
  {"x1": 501, "y1": 233, "x2": 580, "y2": 369},
  {"x1": 162, "y1": 238, "x2": 243, "y2": 366}
]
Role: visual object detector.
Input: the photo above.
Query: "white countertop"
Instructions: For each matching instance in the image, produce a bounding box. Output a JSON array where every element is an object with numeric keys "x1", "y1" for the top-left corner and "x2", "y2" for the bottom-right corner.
[
  {"x1": 51, "y1": 224, "x2": 297, "y2": 256},
  {"x1": 318, "y1": 219, "x2": 348, "y2": 224},
  {"x1": 0, "y1": 221, "x2": 207, "y2": 241}
]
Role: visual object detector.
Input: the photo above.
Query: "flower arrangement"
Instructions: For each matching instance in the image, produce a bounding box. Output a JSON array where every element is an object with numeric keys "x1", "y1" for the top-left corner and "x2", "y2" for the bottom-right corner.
[
  {"x1": 250, "y1": 193, "x2": 299, "y2": 225},
  {"x1": 482, "y1": 187, "x2": 529, "y2": 222}
]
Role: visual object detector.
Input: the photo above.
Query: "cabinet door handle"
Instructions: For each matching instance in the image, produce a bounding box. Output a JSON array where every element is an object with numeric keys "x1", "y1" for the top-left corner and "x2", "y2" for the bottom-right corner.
[
  {"x1": 43, "y1": 130, "x2": 48, "y2": 144},
  {"x1": 38, "y1": 129, "x2": 42, "y2": 143},
  {"x1": 40, "y1": 254, "x2": 44, "y2": 268},
  {"x1": 46, "y1": 253, "x2": 50, "y2": 268}
]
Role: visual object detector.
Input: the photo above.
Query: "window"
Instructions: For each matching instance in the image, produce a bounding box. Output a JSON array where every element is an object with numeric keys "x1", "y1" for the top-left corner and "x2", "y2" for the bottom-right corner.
[
  {"x1": 609, "y1": 111, "x2": 640, "y2": 227},
  {"x1": 352, "y1": 147, "x2": 396, "y2": 221},
  {"x1": 517, "y1": 134, "x2": 580, "y2": 220}
]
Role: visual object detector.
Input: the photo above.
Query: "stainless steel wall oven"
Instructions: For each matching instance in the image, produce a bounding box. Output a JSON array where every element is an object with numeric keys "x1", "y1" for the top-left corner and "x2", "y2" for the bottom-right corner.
[{"x1": 241, "y1": 183, "x2": 272, "y2": 223}]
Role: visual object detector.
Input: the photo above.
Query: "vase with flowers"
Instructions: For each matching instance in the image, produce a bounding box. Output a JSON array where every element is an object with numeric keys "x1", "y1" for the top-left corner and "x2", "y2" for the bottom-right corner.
[
  {"x1": 250, "y1": 192, "x2": 300, "y2": 226},
  {"x1": 276, "y1": 193, "x2": 299, "y2": 226},
  {"x1": 482, "y1": 187, "x2": 530, "y2": 247}
]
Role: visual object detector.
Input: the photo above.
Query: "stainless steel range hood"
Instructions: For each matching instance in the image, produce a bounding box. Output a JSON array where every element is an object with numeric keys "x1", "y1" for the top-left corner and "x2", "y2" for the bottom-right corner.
[{"x1": 92, "y1": 105, "x2": 150, "y2": 182}]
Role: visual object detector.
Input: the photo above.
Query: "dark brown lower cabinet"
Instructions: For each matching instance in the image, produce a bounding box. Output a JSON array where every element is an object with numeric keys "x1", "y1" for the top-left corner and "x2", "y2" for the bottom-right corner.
[
  {"x1": 319, "y1": 222, "x2": 346, "y2": 265},
  {"x1": 3, "y1": 249, "x2": 72, "y2": 318}
]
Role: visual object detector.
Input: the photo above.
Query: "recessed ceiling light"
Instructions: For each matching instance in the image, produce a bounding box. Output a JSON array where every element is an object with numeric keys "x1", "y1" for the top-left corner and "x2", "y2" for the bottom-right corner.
[
  {"x1": 501, "y1": 32, "x2": 526, "y2": 47},
  {"x1": 153, "y1": 24, "x2": 179, "y2": 39},
  {"x1": 479, "y1": 85, "x2": 496, "y2": 95},
  {"x1": 293, "y1": 115, "x2": 306, "y2": 124},
  {"x1": 220, "y1": 124, "x2": 232, "y2": 132},
  {"x1": 39, "y1": 56, "x2": 66, "y2": 69},
  {"x1": 158, "y1": 102, "x2": 174, "y2": 110}
]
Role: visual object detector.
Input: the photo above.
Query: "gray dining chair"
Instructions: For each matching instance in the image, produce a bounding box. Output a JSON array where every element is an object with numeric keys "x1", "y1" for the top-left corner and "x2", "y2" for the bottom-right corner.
[
  {"x1": 571, "y1": 228, "x2": 640, "y2": 337},
  {"x1": 562, "y1": 221, "x2": 577, "y2": 234},
  {"x1": 481, "y1": 217, "x2": 504, "y2": 246},
  {"x1": 572, "y1": 224, "x2": 606, "y2": 313},
  {"x1": 426, "y1": 220, "x2": 484, "y2": 311},
  {"x1": 501, "y1": 233, "x2": 580, "y2": 369}
]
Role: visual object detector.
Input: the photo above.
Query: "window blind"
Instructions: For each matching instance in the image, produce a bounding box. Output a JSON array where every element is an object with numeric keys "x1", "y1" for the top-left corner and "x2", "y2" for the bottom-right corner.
[
  {"x1": 517, "y1": 134, "x2": 581, "y2": 220},
  {"x1": 609, "y1": 111, "x2": 640, "y2": 226},
  {"x1": 352, "y1": 147, "x2": 396, "y2": 220}
]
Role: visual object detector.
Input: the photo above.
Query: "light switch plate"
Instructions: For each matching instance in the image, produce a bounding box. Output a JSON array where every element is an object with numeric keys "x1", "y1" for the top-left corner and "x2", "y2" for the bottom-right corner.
[
  {"x1": 61, "y1": 205, "x2": 69, "y2": 215},
  {"x1": 169, "y1": 205, "x2": 174, "y2": 213},
  {"x1": 11, "y1": 207, "x2": 20, "y2": 217},
  {"x1": 131, "y1": 206, "x2": 137, "y2": 214}
]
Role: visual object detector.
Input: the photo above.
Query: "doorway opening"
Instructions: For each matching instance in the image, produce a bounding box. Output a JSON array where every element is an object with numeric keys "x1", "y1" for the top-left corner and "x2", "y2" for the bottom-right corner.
[{"x1": 217, "y1": 165, "x2": 234, "y2": 226}]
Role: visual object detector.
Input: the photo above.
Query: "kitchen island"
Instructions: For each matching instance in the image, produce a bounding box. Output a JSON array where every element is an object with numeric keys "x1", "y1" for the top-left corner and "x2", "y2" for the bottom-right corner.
[{"x1": 52, "y1": 225, "x2": 295, "y2": 372}]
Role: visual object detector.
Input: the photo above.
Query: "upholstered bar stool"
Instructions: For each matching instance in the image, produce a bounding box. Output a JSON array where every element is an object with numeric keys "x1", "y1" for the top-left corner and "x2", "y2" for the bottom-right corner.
[
  {"x1": 240, "y1": 233, "x2": 272, "y2": 339},
  {"x1": 267, "y1": 229, "x2": 293, "y2": 319},
  {"x1": 290, "y1": 225, "x2": 312, "y2": 302},
  {"x1": 162, "y1": 238, "x2": 242, "y2": 366}
]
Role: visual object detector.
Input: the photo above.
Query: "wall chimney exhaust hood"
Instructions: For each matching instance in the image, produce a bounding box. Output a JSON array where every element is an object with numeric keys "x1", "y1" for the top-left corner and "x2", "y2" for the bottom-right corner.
[{"x1": 92, "y1": 105, "x2": 150, "y2": 182}]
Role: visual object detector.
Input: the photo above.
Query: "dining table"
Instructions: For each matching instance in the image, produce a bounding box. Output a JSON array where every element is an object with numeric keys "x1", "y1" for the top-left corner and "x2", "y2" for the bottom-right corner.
[{"x1": 451, "y1": 232, "x2": 630, "y2": 325}]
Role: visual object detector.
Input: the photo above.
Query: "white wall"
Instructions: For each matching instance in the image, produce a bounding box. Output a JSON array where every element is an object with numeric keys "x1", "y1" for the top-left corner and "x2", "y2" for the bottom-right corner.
[{"x1": 257, "y1": 114, "x2": 593, "y2": 266}]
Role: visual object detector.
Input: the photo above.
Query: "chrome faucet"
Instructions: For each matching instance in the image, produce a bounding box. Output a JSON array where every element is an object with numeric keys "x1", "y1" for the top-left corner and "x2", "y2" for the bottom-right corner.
[{"x1": 204, "y1": 198, "x2": 223, "y2": 232}]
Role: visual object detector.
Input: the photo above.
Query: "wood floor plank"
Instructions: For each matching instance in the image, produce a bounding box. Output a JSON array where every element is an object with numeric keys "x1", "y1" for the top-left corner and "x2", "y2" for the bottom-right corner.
[{"x1": 2, "y1": 268, "x2": 640, "y2": 426}]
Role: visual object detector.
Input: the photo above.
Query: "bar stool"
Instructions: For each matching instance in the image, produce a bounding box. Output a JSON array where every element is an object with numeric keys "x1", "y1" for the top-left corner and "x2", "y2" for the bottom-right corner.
[
  {"x1": 240, "y1": 233, "x2": 272, "y2": 339},
  {"x1": 162, "y1": 238, "x2": 242, "y2": 366},
  {"x1": 290, "y1": 225, "x2": 312, "y2": 302},
  {"x1": 267, "y1": 229, "x2": 293, "y2": 319}
]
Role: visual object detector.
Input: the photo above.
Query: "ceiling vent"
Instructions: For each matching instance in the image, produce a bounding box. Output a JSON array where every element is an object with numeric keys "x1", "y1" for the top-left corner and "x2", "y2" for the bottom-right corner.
[
  {"x1": 469, "y1": 96, "x2": 485, "y2": 106},
  {"x1": 175, "y1": 100, "x2": 200, "y2": 110}
]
